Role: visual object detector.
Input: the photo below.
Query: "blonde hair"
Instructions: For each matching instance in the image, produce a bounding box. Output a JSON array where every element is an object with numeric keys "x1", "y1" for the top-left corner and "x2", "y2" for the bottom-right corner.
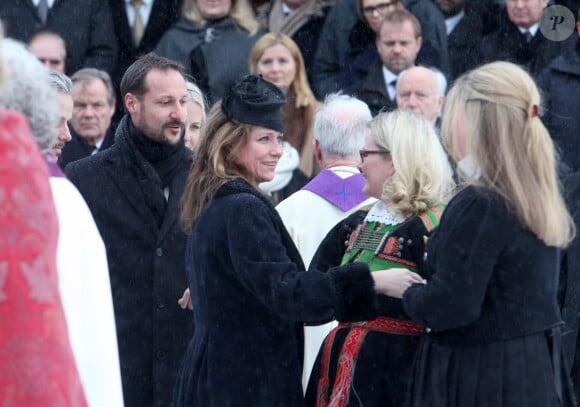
[
  {"x1": 248, "y1": 32, "x2": 316, "y2": 109},
  {"x1": 182, "y1": 0, "x2": 260, "y2": 35},
  {"x1": 442, "y1": 61, "x2": 574, "y2": 247},
  {"x1": 180, "y1": 103, "x2": 255, "y2": 232},
  {"x1": 186, "y1": 80, "x2": 207, "y2": 123},
  {"x1": 370, "y1": 109, "x2": 455, "y2": 218}
]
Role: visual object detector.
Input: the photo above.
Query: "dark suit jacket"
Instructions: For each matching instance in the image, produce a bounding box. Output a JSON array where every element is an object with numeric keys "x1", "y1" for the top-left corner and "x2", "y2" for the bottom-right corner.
[
  {"x1": 447, "y1": 8, "x2": 484, "y2": 81},
  {"x1": 348, "y1": 60, "x2": 396, "y2": 116},
  {"x1": 562, "y1": 171, "x2": 580, "y2": 399},
  {"x1": 481, "y1": 13, "x2": 569, "y2": 78},
  {"x1": 59, "y1": 126, "x2": 115, "y2": 169},
  {"x1": 108, "y1": 0, "x2": 182, "y2": 122},
  {"x1": 538, "y1": 36, "x2": 580, "y2": 172},
  {"x1": 0, "y1": 0, "x2": 117, "y2": 75}
]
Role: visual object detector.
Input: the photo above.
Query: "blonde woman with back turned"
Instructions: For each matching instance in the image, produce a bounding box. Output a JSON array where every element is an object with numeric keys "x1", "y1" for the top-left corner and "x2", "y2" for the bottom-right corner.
[{"x1": 375, "y1": 61, "x2": 576, "y2": 406}]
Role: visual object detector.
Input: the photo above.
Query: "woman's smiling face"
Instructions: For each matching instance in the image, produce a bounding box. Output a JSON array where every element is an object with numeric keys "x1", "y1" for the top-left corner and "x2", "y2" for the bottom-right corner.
[{"x1": 236, "y1": 126, "x2": 284, "y2": 185}]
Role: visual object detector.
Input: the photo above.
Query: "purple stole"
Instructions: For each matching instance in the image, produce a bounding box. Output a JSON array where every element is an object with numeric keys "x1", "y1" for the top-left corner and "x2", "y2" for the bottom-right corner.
[
  {"x1": 44, "y1": 154, "x2": 65, "y2": 178},
  {"x1": 302, "y1": 169, "x2": 369, "y2": 212}
]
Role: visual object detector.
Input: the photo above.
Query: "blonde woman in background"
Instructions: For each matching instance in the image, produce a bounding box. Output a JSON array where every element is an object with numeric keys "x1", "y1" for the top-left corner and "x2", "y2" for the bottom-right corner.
[{"x1": 184, "y1": 80, "x2": 207, "y2": 152}]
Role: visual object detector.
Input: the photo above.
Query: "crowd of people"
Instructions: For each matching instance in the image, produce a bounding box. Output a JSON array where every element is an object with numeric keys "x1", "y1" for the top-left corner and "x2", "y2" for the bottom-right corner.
[{"x1": 1, "y1": 0, "x2": 580, "y2": 406}]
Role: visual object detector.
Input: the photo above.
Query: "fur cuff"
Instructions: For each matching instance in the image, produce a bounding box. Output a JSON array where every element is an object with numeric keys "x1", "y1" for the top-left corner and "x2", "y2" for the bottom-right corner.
[{"x1": 330, "y1": 263, "x2": 378, "y2": 322}]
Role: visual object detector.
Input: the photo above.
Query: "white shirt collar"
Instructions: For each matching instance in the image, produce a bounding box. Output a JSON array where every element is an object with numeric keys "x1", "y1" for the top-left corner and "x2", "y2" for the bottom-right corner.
[
  {"x1": 365, "y1": 201, "x2": 406, "y2": 225},
  {"x1": 282, "y1": 2, "x2": 293, "y2": 15},
  {"x1": 445, "y1": 10, "x2": 465, "y2": 35},
  {"x1": 31, "y1": 0, "x2": 56, "y2": 7},
  {"x1": 518, "y1": 23, "x2": 539, "y2": 37},
  {"x1": 124, "y1": 0, "x2": 153, "y2": 27}
]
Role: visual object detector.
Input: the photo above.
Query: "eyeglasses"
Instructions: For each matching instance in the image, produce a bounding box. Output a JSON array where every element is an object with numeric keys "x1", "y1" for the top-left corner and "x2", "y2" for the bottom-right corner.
[
  {"x1": 362, "y1": 0, "x2": 399, "y2": 16},
  {"x1": 359, "y1": 149, "x2": 390, "y2": 162}
]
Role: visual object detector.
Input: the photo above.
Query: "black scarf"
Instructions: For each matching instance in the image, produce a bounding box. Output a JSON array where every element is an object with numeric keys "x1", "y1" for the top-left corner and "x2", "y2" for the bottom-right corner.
[{"x1": 116, "y1": 115, "x2": 188, "y2": 226}]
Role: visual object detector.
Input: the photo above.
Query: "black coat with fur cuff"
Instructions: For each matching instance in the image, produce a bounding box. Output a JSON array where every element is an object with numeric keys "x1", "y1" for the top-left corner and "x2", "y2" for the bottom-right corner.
[
  {"x1": 328, "y1": 262, "x2": 378, "y2": 322},
  {"x1": 173, "y1": 179, "x2": 378, "y2": 407}
]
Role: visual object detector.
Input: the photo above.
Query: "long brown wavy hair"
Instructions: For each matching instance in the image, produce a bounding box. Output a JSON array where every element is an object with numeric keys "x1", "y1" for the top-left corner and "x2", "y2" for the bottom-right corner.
[{"x1": 180, "y1": 102, "x2": 254, "y2": 233}]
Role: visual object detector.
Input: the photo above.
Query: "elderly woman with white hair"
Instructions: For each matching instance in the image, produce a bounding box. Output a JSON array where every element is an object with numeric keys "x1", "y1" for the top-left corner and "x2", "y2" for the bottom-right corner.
[{"x1": 0, "y1": 38, "x2": 124, "y2": 407}]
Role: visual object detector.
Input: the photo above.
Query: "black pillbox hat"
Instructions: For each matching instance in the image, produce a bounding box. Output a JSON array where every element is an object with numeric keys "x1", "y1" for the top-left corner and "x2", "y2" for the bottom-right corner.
[{"x1": 221, "y1": 74, "x2": 287, "y2": 133}]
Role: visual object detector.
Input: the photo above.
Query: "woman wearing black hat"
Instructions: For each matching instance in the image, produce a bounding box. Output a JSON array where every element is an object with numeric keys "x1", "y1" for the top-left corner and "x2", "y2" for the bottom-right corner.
[{"x1": 174, "y1": 75, "x2": 421, "y2": 406}]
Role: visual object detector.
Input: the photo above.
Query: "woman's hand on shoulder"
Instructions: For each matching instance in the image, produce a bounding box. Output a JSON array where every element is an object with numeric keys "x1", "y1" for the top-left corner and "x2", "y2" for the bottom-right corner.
[{"x1": 372, "y1": 268, "x2": 426, "y2": 299}]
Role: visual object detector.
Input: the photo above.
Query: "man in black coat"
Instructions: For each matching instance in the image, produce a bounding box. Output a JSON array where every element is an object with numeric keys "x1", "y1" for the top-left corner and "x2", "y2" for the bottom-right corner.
[
  {"x1": 480, "y1": 0, "x2": 569, "y2": 78},
  {"x1": 0, "y1": 0, "x2": 116, "y2": 76},
  {"x1": 108, "y1": 0, "x2": 182, "y2": 124},
  {"x1": 434, "y1": 0, "x2": 485, "y2": 81},
  {"x1": 312, "y1": 0, "x2": 447, "y2": 98},
  {"x1": 538, "y1": 21, "x2": 580, "y2": 172},
  {"x1": 348, "y1": 10, "x2": 421, "y2": 115},
  {"x1": 65, "y1": 53, "x2": 193, "y2": 407}
]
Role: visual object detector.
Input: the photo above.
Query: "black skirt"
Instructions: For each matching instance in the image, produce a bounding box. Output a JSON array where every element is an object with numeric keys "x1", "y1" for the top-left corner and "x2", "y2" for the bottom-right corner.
[
  {"x1": 407, "y1": 331, "x2": 562, "y2": 407},
  {"x1": 306, "y1": 328, "x2": 421, "y2": 406}
]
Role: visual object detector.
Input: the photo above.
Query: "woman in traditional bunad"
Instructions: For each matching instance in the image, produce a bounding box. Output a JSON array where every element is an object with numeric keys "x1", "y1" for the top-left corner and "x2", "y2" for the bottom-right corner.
[{"x1": 306, "y1": 108, "x2": 455, "y2": 407}]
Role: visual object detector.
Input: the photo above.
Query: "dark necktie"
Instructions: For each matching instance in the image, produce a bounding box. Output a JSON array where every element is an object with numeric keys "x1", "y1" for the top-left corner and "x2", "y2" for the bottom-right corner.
[
  {"x1": 390, "y1": 79, "x2": 397, "y2": 100},
  {"x1": 37, "y1": 0, "x2": 49, "y2": 24},
  {"x1": 524, "y1": 30, "x2": 533, "y2": 43}
]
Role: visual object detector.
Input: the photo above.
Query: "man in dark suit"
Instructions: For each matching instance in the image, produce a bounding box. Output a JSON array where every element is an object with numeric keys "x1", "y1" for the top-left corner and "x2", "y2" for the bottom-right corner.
[
  {"x1": 349, "y1": 10, "x2": 421, "y2": 115},
  {"x1": 27, "y1": 30, "x2": 67, "y2": 73},
  {"x1": 65, "y1": 53, "x2": 193, "y2": 407},
  {"x1": 481, "y1": 0, "x2": 569, "y2": 77},
  {"x1": 434, "y1": 0, "x2": 484, "y2": 81},
  {"x1": 59, "y1": 68, "x2": 117, "y2": 168},
  {"x1": 538, "y1": 15, "x2": 580, "y2": 172},
  {"x1": 0, "y1": 0, "x2": 117, "y2": 76},
  {"x1": 108, "y1": 0, "x2": 183, "y2": 123}
]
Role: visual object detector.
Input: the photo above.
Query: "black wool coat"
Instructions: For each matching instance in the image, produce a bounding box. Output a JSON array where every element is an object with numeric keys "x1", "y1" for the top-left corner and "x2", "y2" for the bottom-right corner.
[
  {"x1": 348, "y1": 60, "x2": 396, "y2": 117},
  {"x1": 562, "y1": 171, "x2": 580, "y2": 399},
  {"x1": 447, "y1": 8, "x2": 484, "y2": 82},
  {"x1": 155, "y1": 17, "x2": 265, "y2": 104},
  {"x1": 481, "y1": 13, "x2": 570, "y2": 78},
  {"x1": 538, "y1": 36, "x2": 580, "y2": 172},
  {"x1": 65, "y1": 116, "x2": 193, "y2": 407},
  {"x1": 108, "y1": 0, "x2": 183, "y2": 123},
  {"x1": 59, "y1": 127, "x2": 115, "y2": 169},
  {"x1": 173, "y1": 179, "x2": 378, "y2": 407}
]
